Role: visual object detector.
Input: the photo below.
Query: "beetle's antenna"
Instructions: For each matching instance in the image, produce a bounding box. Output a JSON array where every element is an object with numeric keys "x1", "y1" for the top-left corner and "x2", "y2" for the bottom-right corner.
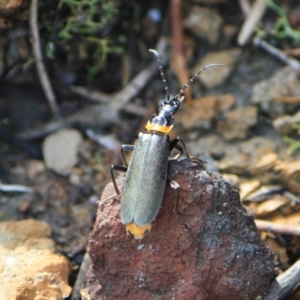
[
  {"x1": 176, "y1": 64, "x2": 223, "y2": 98},
  {"x1": 149, "y1": 49, "x2": 170, "y2": 101}
]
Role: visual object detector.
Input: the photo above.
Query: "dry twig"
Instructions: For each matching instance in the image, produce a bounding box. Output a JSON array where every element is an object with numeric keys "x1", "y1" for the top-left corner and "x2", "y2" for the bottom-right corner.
[
  {"x1": 18, "y1": 38, "x2": 168, "y2": 140},
  {"x1": 69, "y1": 85, "x2": 148, "y2": 116},
  {"x1": 70, "y1": 253, "x2": 91, "y2": 300},
  {"x1": 255, "y1": 219, "x2": 300, "y2": 236},
  {"x1": 237, "y1": 0, "x2": 268, "y2": 46},
  {"x1": 108, "y1": 37, "x2": 168, "y2": 112},
  {"x1": 170, "y1": 0, "x2": 192, "y2": 104},
  {"x1": 238, "y1": 0, "x2": 251, "y2": 16},
  {"x1": 0, "y1": 183, "x2": 33, "y2": 193},
  {"x1": 266, "y1": 259, "x2": 300, "y2": 300},
  {"x1": 29, "y1": 0, "x2": 60, "y2": 118},
  {"x1": 254, "y1": 37, "x2": 300, "y2": 72},
  {"x1": 276, "y1": 95, "x2": 300, "y2": 104}
]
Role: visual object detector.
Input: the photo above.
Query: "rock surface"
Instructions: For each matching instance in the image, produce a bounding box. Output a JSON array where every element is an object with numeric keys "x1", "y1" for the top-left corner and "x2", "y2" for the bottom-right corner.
[
  {"x1": 217, "y1": 106, "x2": 258, "y2": 140},
  {"x1": 0, "y1": 219, "x2": 71, "y2": 300},
  {"x1": 86, "y1": 159, "x2": 275, "y2": 300},
  {"x1": 183, "y1": 6, "x2": 223, "y2": 45},
  {"x1": 194, "y1": 48, "x2": 242, "y2": 88},
  {"x1": 251, "y1": 67, "x2": 300, "y2": 118}
]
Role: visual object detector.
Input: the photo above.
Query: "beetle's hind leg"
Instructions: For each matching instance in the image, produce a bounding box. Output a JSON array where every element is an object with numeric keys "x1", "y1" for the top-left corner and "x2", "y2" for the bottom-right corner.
[
  {"x1": 169, "y1": 180, "x2": 190, "y2": 231},
  {"x1": 111, "y1": 165, "x2": 127, "y2": 195},
  {"x1": 110, "y1": 144, "x2": 135, "y2": 194}
]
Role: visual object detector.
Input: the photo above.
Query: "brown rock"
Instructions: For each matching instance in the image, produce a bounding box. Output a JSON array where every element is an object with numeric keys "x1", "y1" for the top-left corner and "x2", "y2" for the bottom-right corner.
[
  {"x1": 86, "y1": 159, "x2": 275, "y2": 300},
  {"x1": 0, "y1": 219, "x2": 71, "y2": 300},
  {"x1": 183, "y1": 6, "x2": 223, "y2": 45},
  {"x1": 218, "y1": 137, "x2": 279, "y2": 176},
  {"x1": 251, "y1": 67, "x2": 300, "y2": 118},
  {"x1": 194, "y1": 48, "x2": 242, "y2": 89},
  {"x1": 273, "y1": 110, "x2": 300, "y2": 134},
  {"x1": 217, "y1": 106, "x2": 258, "y2": 140},
  {"x1": 216, "y1": 94, "x2": 236, "y2": 113},
  {"x1": 166, "y1": 94, "x2": 235, "y2": 139},
  {"x1": 0, "y1": 0, "x2": 23, "y2": 10},
  {"x1": 275, "y1": 160, "x2": 300, "y2": 193},
  {"x1": 179, "y1": 95, "x2": 217, "y2": 130}
]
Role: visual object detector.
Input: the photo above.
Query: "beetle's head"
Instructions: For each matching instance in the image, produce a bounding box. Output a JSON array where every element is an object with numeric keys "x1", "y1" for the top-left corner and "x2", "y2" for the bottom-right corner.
[
  {"x1": 146, "y1": 49, "x2": 222, "y2": 134},
  {"x1": 145, "y1": 95, "x2": 183, "y2": 133}
]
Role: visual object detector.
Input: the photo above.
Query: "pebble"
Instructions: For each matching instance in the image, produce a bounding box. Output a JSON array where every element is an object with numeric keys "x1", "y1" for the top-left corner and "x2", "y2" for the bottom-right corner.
[
  {"x1": 179, "y1": 95, "x2": 217, "y2": 130},
  {"x1": 193, "y1": 48, "x2": 242, "y2": 88},
  {"x1": 184, "y1": 6, "x2": 223, "y2": 45},
  {"x1": 43, "y1": 128, "x2": 83, "y2": 175},
  {"x1": 251, "y1": 66, "x2": 300, "y2": 118},
  {"x1": 217, "y1": 106, "x2": 258, "y2": 140}
]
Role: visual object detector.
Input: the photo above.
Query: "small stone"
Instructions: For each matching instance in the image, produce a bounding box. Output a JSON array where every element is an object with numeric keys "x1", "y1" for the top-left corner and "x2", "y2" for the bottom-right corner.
[
  {"x1": 43, "y1": 128, "x2": 83, "y2": 175},
  {"x1": 0, "y1": 0, "x2": 23, "y2": 11},
  {"x1": 275, "y1": 160, "x2": 300, "y2": 193},
  {"x1": 218, "y1": 137, "x2": 277, "y2": 175},
  {"x1": 254, "y1": 195, "x2": 290, "y2": 217},
  {"x1": 273, "y1": 110, "x2": 300, "y2": 134},
  {"x1": 240, "y1": 180, "x2": 261, "y2": 201},
  {"x1": 194, "y1": 48, "x2": 242, "y2": 88},
  {"x1": 184, "y1": 6, "x2": 223, "y2": 45},
  {"x1": 26, "y1": 159, "x2": 46, "y2": 179},
  {"x1": 250, "y1": 151, "x2": 279, "y2": 173},
  {"x1": 179, "y1": 95, "x2": 217, "y2": 130},
  {"x1": 217, "y1": 106, "x2": 258, "y2": 140},
  {"x1": 216, "y1": 94, "x2": 236, "y2": 112},
  {"x1": 222, "y1": 173, "x2": 240, "y2": 189},
  {"x1": 0, "y1": 219, "x2": 71, "y2": 300},
  {"x1": 69, "y1": 173, "x2": 81, "y2": 186},
  {"x1": 251, "y1": 67, "x2": 300, "y2": 118}
]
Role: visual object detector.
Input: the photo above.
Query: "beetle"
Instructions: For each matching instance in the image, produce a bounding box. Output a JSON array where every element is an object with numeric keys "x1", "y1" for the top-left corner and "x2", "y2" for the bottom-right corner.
[{"x1": 111, "y1": 49, "x2": 221, "y2": 239}]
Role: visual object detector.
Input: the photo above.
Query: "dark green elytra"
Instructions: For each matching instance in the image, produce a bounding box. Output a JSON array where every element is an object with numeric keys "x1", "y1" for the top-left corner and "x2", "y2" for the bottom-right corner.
[{"x1": 121, "y1": 132, "x2": 170, "y2": 226}]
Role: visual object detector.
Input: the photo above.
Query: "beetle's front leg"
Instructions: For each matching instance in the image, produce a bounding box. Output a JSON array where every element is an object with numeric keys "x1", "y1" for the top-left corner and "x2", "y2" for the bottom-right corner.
[
  {"x1": 169, "y1": 137, "x2": 190, "y2": 158},
  {"x1": 170, "y1": 137, "x2": 206, "y2": 168}
]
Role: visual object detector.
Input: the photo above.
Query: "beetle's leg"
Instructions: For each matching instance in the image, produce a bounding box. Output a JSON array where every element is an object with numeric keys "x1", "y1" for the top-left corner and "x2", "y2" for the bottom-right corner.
[
  {"x1": 169, "y1": 180, "x2": 190, "y2": 230},
  {"x1": 170, "y1": 137, "x2": 206, "y2": 168},
  {"x1": 169, "y1": 137, "x2": 191, "y2": 158},
  {"x1": 169, "y1": 138, "x2": 184, "y2": 160},
  {"x1": 173, "y1": 144, "x2": 184, "y2": 160},
  {"x1": 121, "y1": 145, "x2": 134, "y2": 167},
  {"x1": 111, "y1": 165, "x2": 127, "y2": 195},
  {"x1": 110, "y1": 145, "x2": 133, "y2": 195}
]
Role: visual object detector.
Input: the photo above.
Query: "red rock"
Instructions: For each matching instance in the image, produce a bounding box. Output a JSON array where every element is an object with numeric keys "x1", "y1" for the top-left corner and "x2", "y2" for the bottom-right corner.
[{"x1": 86, "y1": 159, "x2": 275, "y2": 300}]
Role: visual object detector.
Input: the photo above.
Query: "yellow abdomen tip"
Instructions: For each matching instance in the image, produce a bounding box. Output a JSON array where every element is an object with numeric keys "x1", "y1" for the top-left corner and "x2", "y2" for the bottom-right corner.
[{"x1": 126, "y1": 223, "x2": 152, "y2": 239}]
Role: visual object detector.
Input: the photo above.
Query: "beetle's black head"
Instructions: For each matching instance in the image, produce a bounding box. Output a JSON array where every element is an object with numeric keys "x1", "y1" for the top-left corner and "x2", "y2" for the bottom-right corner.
[
  {"x1": 147, "y1": 49, "x2": 223, "y2": 134},
  {"x1": 160, "y1": 97, "x2": 181, "y2": 114},
  {"x1": 145, "y1": 95, "x2": 183, "y2": 133}
]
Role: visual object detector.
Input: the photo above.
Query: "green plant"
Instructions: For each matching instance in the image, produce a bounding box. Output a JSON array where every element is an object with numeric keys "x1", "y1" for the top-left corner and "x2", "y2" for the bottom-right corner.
[
  {"x1": 58, "y1": 0, "x2": 118, "y2": 39},
  {"x1": 46, "y1": 0, "x2": 125, "y2": 80},
  {"x1": 267, "y1": 0, "x2": 300, "y2": 42},
  {"x1": 284, "y1": 124, "x2": 300, "y2": 153}
]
